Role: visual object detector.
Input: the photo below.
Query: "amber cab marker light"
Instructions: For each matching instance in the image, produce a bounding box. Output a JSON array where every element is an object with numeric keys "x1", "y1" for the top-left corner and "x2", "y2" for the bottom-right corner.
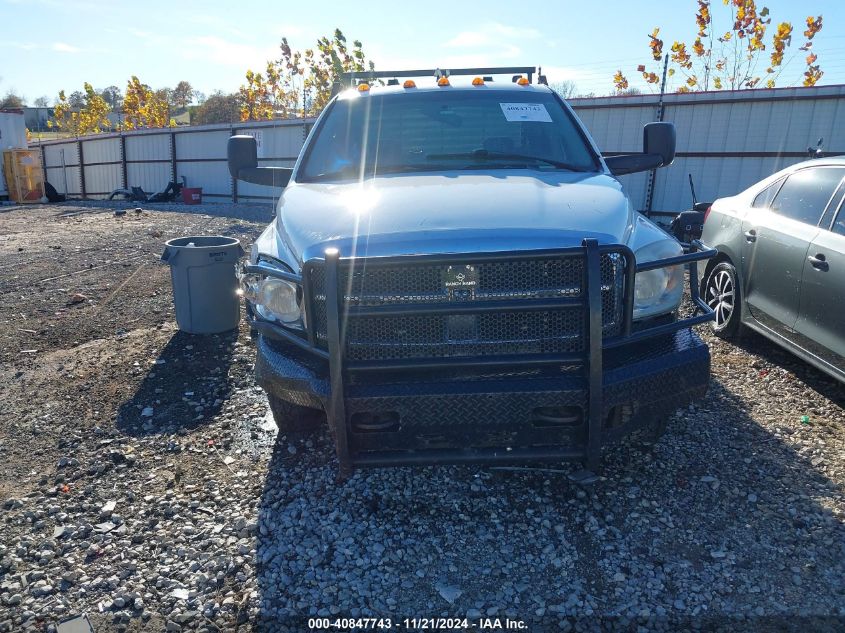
[
  {"x1": 403, "y1": 79, "x2": 416, "y2": 89},
  {"x1": 517, "y1": 77, "x2": 530, "y2": 86},
  {"x1": 437, "y1": 76, "x2": 450, "y2": 86},
  {"x1": 357, "y1": 83, "x2": 370, "y2": 92},
  {"x1": 472, "y1": 76, "x2": 484, "y2": 86}
]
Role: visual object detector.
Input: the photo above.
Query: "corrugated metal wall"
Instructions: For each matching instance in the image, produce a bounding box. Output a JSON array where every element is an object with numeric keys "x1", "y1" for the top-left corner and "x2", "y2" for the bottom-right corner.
[
  {"x1": 43, "y1": 141, "x2": 81, "y2": 196},
  {"x1": 32, "y1": 84, "x2": 844, "y2": 211},
  {"x1": 570, "y1": 84, "x2": 845, "y2": 211},
  {"x1": 34, "y1": 119, "x2": 313, "y2": 202},
  {"x1": 125, "y1": 133, "x2": 170, "y2": 194}
]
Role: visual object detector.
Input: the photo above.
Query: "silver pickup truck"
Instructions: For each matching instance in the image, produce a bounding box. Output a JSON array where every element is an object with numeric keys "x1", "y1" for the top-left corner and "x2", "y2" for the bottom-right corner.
[{"x1": 228, "y1": 66, "x2": 715, "y2": 476}]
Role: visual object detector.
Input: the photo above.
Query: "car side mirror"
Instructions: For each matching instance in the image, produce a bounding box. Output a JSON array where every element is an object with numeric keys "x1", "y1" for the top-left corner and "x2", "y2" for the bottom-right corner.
[
  {"x1": 227, "y1": 135, "x2": 293, "y2": 187},
  {"x1": 604, "y1": 122, "x2": 676, "y2": 176}
]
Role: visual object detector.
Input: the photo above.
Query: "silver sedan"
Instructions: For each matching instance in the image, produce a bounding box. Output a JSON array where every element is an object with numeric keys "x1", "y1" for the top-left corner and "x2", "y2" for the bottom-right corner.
[{"x1": 700, "y1": 157, "x2": 845, "y2": 383}]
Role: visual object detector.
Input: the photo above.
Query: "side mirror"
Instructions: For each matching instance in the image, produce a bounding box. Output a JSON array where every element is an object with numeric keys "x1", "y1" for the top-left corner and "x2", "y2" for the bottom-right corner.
[
  {"x1": 227, "y1": 135, "x2": 293, "y2": 188},
  {"x1": 643, "y1": 122, "x2": 676, "y2": 166},
  {"x1": 604, "y1": 122, "x2": 676, "y2": 176}
]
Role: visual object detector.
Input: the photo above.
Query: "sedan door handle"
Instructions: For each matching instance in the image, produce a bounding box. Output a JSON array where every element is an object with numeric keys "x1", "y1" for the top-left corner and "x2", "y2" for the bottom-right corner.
[
  {"x1": 744, "y1": 229, "x2": 757, "y2": 243},
  {"x1": 808, "y1": 253, "x2": 829, "y2": 271}
]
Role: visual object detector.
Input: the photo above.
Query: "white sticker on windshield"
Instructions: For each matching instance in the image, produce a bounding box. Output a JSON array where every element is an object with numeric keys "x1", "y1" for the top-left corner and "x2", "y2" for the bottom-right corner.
[{"x1": 500, "y1": 103, "x2": 552, "y2": 122}]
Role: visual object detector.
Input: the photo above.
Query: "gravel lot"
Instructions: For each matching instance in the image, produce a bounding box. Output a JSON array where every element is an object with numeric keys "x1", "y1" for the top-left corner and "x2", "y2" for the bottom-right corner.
[{"x1": 1, "y1": 203, "x2": 844, "y2": 632}]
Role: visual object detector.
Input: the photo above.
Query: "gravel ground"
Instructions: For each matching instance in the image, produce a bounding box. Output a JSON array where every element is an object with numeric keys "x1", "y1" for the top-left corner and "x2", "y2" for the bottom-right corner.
[{"x1": 1, "y1": 203, "x2": 844, "y2": 632}]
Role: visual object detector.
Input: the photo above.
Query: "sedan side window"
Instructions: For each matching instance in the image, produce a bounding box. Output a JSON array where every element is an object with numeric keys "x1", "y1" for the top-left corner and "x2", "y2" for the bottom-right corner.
[
  {"x1": 821, "y1": 181, "x2": 845, "y2": 230},
  {"x1": 769, "y1": 167, "x2": 845, "y2": 226},
  {"x1": 751, "y1": 179, "x2": 782, "y2": 208},
  {"x1": 833, "y1": 211, "x2": 845, "y2": 237}
]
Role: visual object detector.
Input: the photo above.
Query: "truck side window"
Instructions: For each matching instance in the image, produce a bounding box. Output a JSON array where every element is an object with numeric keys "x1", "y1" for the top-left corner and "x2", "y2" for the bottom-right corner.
[{"x1": 769, "y1": 167, "x2": 845, "y2": 226}]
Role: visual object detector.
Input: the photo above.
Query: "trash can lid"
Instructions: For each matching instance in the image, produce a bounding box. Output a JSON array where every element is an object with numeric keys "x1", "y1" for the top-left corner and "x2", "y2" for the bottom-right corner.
[{"x1": 164, "y1": 236, "x2": 240, "y2": 249}]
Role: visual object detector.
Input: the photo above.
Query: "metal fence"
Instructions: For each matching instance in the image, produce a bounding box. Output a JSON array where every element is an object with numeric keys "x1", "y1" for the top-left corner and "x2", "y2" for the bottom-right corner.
[
  {"x1": 35, "y1": 118, "x2": 315, "y2": 203},
  {"x1": 32, "y1": 83, "x2": 845, "y2": 212}
]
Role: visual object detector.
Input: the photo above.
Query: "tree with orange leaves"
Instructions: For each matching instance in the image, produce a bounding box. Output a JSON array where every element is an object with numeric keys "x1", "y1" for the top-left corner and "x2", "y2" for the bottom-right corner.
[
  {"x1": 239, "y1": 28, "x2": 373, "y2": 121},
  {"x1": 49, "y1": 83, "x2": 110, "y2": 135},
  {"x1": 123, "y1": 76, "x2": 171, "y2": 130},
  {"x1": 614, "y1": 1, "x2": 823, "y2": 94}
]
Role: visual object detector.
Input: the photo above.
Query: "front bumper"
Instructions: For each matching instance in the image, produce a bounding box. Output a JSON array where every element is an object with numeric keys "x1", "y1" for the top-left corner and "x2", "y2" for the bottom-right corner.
[
  {"x1": 249, "y1": 239, "x2": 717, "y2": 473},
  {"x1": 256, "y1": 328, "x2": 710, "y2": 467}
]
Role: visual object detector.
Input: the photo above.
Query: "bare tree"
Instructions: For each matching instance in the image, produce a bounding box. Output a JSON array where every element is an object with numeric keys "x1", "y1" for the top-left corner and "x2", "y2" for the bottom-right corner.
[
  {"x1": 171, "y1": 81, "x2": 194, "y2": 109},
  {"x1": 67, "y1": 91, "x2": 85, "y2": 109},
  {"x1": 550, "y1": 80, "x2": 578, "y2": 99},
  {"x1": 192, "y1": 92, "x2": 240, "y2": 125},
  {"x1": 154, "y1": 87, "x2": 172, "y2": 104},
  {"x1": 618, "y1": 87, "x2": 643, "y2": 96},
  {"x1": 0, "y1": 91, "x2": 26, "y2": 109},
  {"x1": 34, "y1": 96, "x2": 51, "y2": 107},
  {"x1": 100, "y1": 86, "x2": 123, "y2": 111}
]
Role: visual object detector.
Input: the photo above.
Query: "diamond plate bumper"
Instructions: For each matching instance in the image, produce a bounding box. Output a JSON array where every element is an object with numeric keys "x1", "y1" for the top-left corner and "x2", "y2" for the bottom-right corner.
[{"x1": 255, "y1": 327, "x2": 710, "y2": 465}]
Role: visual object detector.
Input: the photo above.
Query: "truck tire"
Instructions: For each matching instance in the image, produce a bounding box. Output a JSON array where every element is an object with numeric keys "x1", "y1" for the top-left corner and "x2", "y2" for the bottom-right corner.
[
  {"x1": 268, "y1": 395, "x2": 325, "y2": 433},
  {"x1": 635, "y1": 416, "x2": 670, "y2": 449},
  {"x1": 645, "y1": 416, "x2": 669, "y2": 443},
  {"x1": 704, "y1": 261, "x2": 742, "y2": 339}
]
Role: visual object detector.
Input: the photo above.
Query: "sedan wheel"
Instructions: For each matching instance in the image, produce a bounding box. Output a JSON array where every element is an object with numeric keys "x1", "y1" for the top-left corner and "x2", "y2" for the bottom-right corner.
[{"x1": 705, "y1": 262, "x2": 741, "y2": 338}]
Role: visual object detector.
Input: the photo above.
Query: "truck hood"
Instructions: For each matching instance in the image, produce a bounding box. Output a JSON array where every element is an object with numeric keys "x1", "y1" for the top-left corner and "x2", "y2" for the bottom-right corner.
[{"x1": 276, "y1": 171, "x2": 635, "y2": 262}]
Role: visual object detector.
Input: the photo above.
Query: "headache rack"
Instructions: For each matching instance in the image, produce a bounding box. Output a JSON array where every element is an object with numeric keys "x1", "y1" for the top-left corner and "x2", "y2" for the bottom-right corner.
[
  {"x1": 334, "y1": 66, "x2": 546, "y2": 93},
  {"x1": 246, "y1": 239, "x2": 717, "y2": 475}
]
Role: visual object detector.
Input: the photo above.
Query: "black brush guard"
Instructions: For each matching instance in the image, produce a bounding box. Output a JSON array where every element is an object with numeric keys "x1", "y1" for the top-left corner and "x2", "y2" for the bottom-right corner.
[{"x1": 246, "y1": 239, "x2": 716, "y2": 474}]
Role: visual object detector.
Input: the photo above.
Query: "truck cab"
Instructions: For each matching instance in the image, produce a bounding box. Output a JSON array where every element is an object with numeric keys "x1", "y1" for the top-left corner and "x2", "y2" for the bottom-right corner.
[{"x1": 229, "y1": 67, "x2": 715, "y2": 476}]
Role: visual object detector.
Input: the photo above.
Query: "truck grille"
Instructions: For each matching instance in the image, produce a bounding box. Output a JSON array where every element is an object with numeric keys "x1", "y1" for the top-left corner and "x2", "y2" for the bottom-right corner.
[{"x1": 305, "y1": 253, "x2": 625, "y2": 362}]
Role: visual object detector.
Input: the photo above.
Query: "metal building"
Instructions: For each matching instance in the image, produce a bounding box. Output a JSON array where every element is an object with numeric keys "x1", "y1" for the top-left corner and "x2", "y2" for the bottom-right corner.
[{"x1": 571, "y1": 83, "x2": 845, "y2": 211}]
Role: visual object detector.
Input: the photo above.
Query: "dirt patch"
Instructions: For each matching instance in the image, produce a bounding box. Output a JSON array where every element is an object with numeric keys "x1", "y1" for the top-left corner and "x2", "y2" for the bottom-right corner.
[{"x1": 0, "y1": 205, "x2": 264, "y2": 500}]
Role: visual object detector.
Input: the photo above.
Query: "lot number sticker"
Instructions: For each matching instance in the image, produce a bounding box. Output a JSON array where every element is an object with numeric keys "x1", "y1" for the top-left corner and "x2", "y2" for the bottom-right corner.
[{"x1": 500, "y1": 103, "x2": 552, "y2": 122}]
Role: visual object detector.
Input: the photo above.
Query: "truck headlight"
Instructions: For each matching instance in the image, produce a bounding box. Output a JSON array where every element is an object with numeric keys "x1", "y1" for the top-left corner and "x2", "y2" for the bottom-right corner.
[
  {"x1": 241, "y1": 273, "x2": 303, "y2": 329},
  {"x1": 633, "y1": 239, "x2": 684, "y2": 320}
]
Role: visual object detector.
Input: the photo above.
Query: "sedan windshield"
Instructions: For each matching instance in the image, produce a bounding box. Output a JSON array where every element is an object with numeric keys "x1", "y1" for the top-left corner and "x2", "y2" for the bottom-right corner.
[{"x1": 298, "y1": 89, "x2": 600, "y2": 182}]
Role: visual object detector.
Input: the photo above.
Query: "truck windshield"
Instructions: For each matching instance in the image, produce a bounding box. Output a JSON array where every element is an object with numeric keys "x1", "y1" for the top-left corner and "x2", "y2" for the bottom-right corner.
[{"x1": 298, "y1": 89, "x2": 600, "y2": 182}]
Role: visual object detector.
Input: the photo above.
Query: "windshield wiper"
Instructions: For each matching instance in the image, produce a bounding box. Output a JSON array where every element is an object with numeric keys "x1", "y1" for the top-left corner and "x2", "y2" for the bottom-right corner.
[
  {"x1": 303, "y1": 165, "x2": 364, "y2": 182},
  {"x1": 303, "y1": 164, "x2": 456, "y2": 182},
  {"x1": 426, "y1": 149, "x2": 590, "y2": 172},
  {"x1": 376, "y1": 164, "x2": 455, "y2": 174}
]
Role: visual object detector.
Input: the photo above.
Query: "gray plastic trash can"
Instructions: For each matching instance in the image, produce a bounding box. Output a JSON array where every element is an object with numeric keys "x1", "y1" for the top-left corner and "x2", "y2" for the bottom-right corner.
[{"x1": 161, "y1": 236, "x2": 245, "y2": 334}]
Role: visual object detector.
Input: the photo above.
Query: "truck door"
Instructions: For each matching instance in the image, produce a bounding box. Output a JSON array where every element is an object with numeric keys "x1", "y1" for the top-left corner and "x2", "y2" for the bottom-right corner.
[
  {"x1": 793, "y1": 178, "x2": 845, "y2": 373},
  {"x1": 742, "y1": 167, "x2": 845, "y2": 336}
]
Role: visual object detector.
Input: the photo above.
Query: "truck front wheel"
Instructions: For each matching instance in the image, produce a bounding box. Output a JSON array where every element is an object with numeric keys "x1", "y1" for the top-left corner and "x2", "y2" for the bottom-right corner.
[
  {"x1": 268, "y1": 395, "x2": 325, "y2": 433},
  {"x1": 645, "y1": 416, "x2": 669, "y2": 443},
  {"x1": 633, "y1": 416, "x2": 670, "y2": 449}
]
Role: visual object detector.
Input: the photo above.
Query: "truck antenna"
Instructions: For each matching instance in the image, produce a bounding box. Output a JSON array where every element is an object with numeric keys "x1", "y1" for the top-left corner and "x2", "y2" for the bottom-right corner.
[{"x1": 688, "y1": 173, "x2": 698, "y2": 206}]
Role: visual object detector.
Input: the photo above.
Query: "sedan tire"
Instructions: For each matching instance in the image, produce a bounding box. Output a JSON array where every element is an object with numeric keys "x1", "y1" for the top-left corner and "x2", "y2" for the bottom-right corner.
[{"x1": 705, "y1": 261, "x2": 742, "y2": 339}]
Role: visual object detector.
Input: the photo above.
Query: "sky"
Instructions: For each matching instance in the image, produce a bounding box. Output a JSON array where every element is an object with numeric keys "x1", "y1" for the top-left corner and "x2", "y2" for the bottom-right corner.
[{"x1": 2, "y1": 0, "x2": 845, "y2": 103}]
